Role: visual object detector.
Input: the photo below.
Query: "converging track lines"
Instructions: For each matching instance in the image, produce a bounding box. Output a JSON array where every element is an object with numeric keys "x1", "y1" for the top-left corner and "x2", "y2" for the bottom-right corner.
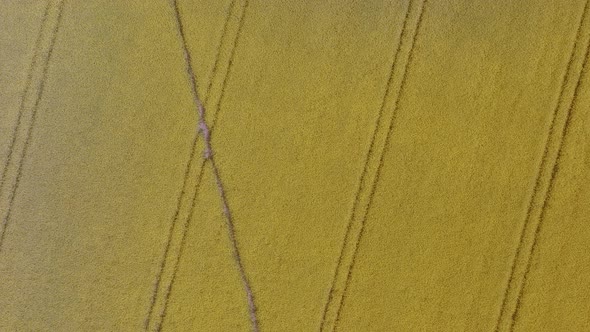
[{"x1": 145, "y1": 0, "x2": 256, "y2": 331}]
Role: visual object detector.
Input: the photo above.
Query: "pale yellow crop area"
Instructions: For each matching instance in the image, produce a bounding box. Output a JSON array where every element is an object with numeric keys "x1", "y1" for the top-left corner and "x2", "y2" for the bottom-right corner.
[{"x1": 1, "y1": 0, "x2": 589, "y2": 331}]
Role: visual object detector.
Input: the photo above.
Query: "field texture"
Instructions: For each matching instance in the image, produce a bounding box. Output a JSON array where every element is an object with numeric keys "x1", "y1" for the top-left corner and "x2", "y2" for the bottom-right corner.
[{"x1": 1, "y1": 0, "x2": 590, "y2": 331}]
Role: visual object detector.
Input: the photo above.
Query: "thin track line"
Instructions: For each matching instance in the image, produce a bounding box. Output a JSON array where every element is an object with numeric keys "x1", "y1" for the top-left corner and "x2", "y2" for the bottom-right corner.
[
  {"x1": 0, "y1": 0, "x2": 65, "y2": 253},
  {"x1": 157, "y1": 162, "x2": 206, "y2": 331},
  {"x1": 318, "y1": 0, "x2": 415, "y2": 329},
  {"x1": 332, "y1": 2, "x2": 427, "y2": 329},
  {"x1": 204, "y1": 0, "x2": 237, "y2": 111},
  {"x1": 157, "y1": 0, "x2": 258, "y2": 331},
  {"x1": 208, "y1": 155, "x2": 259, "y2": 331},
  {"x1": 509, "y1": 18, "x2": 590, "y2": 332},
  {"x1": 0, "y1": 1, "x2": 51, "y2": 198},
  {"x1": 493, "y1": 1, "x2": 589, "y2": 330},
  {"x1": 143, "y1": 0, "x2": 237, "y2": 327},
  {"x1": 319, "y1": 1, "x2": 427, "y2": 330},
  {"x1": 143, "y1": 128, "x2": 200, "y2": 330}
]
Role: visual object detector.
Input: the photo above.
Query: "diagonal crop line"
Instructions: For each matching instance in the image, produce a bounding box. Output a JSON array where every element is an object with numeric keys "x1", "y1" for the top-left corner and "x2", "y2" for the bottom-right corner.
[
  {"x1": 0, "y1": 0, "x2": 65, "y2": 254},
  {"x1": 0, "y1": 1, "x2": 51, "y2": 195},
  {"x1": 318, "y1": 0, "x2": 428, "y2": 330},
  {"x1": 493, "y1": 1, "x2": 590, "y2": 331},
  {"x1": 511, "y1": 40, "x2": 590, "y2": 331}
]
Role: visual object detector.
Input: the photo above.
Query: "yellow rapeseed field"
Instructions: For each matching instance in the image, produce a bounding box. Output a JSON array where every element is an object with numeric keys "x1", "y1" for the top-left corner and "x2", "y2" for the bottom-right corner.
[{"x1": 1, "y1": 0, "x2": 589, "y2": 331}]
